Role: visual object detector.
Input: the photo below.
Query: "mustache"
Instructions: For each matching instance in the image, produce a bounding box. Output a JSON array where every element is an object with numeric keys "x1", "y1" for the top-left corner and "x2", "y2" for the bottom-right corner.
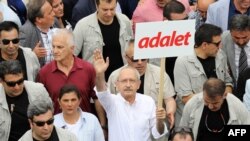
[{"x1": 124, "y1": 88, "x2": 133, "y2": 91}]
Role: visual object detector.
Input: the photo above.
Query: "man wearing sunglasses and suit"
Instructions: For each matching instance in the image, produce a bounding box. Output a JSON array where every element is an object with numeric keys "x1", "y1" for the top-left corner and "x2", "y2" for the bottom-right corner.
[
  {"x1": 19, "y1": 97, "x2": 77, "y2": 141},
  {"x1": 0, "y1": 21, "x2": 40, "y2": 81},
  {"x1": 108, "y1": 39, "x2": 176, "y2": 132},
  {"x1": 0, "y1": 60, "x2": 50, "y2": 141}
]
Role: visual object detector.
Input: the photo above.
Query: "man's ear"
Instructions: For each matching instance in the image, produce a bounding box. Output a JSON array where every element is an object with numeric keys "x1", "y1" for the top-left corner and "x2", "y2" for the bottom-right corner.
[
  {"x1": 28, "y1": 119, "x2": 33, "y2": 128},
  {"x1": 223, "y1": 92, "x2": 227, "y2": 99},
  {"x1": 137, "y1": 80, "x2": 141, "y2": 90}
]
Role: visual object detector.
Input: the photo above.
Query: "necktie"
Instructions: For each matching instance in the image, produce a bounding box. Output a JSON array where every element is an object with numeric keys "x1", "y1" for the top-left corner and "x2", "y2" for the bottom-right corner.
[{"x1": 239, "y1": 47, "x2": 248, "y2": 75}]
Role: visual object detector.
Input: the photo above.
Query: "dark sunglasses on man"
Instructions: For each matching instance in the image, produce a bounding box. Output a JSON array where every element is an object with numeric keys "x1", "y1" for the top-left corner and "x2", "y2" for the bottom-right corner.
[
  {"x1": 126, "y1": 55, "x2": 147, "y2": 63},
  {"x1": 4, "y1": 78, "x2": 24, "y2": 87},
  {"x1": 33, "y1": 118, "x2": 54, "y2": 127},
  {"x1": 1, "y1": 38, "x2": 20, "y2": 45}
]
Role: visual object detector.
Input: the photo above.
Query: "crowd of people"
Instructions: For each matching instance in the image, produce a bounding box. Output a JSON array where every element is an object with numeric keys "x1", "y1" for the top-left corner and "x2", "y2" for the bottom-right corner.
[{"x1": 0, "y1": 0, "x2": 250, "y2": 141}]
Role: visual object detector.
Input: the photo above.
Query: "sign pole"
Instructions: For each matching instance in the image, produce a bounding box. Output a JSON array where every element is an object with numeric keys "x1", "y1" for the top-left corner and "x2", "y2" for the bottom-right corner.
[{"x1": 158, "y1": 58, "x2": 165, "y2": 108}]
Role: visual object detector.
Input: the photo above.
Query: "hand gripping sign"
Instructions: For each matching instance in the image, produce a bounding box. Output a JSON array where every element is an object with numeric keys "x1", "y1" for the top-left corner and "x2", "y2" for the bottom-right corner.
[{"x1": 134, "y1": 20, "x2": 195, "y2": 107}]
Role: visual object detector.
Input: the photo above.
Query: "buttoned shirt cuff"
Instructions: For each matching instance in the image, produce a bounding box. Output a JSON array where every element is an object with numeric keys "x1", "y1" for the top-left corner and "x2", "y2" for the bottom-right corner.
[{"x1": 152, "y1": 122, "x2": 168, "y2": 139}]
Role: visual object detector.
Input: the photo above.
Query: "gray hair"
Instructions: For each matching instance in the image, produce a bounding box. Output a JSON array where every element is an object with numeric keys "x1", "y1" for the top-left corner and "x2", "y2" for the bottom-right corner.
[
  {"x1": 27, "y1": 97, "x2": 54, "y2": 120},
  {"x1": 27, "y1": 0, "x2": 47, "y2": 24},
  {"x1": 229, "y1": 14, "x2": 250, "y2": 31},
  {"x1": 117, "y1": 66, "x2": 140, "y2": 81},
  {"x1": 0, "y1": 60, "x2": 23, "y2": 80},
  {"x1": 52, "y1": 28, "x2": 75, "y2": 47}
]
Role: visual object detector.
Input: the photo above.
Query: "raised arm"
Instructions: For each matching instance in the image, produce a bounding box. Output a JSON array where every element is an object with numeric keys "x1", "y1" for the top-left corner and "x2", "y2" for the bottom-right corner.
[{"x1": 93, "y1": 49, "x2": 109, "y2": 92}]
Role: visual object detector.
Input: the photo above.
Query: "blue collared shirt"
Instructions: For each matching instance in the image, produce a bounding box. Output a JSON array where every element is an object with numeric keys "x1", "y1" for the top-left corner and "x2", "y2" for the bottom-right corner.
[{"x1": 54, "y1": 108, "x2": 104, "y2": 141}]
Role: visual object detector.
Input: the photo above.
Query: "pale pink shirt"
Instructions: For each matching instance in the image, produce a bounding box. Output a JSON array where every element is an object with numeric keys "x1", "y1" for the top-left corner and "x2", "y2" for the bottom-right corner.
[{"x1": 132, "y1": 0, "x2": 191, "y2": 33}]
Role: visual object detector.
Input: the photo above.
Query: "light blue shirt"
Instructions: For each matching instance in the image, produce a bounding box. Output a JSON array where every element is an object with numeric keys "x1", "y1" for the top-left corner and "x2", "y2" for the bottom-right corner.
[
  {"x1": 54, "y1": 108, "x2": 104, "y2": 141},
  {"x1": 243, "y1": 79, "x2": 250, "y2": 111}
]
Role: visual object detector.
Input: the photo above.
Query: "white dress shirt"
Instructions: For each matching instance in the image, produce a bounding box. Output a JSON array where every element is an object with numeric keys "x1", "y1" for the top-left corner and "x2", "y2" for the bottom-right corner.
[{"x1": 97, "y1": 91, "x2": 168, "y2": 141}]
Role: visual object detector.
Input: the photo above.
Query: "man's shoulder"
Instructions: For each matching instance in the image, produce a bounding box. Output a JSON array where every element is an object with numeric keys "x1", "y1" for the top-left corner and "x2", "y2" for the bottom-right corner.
[
  {"x1": 116, "y1": 12, "x2": 131, "y2": 22},
  {"x1": 75, "y1": 57, "x2": 95, "y2": 70},
  {"x1": 20, "y1": 20, "x2": 35, "y2": 30},
  {"x1": 185, "y1": 93, "x2": 203, "y2": 107},
  {"x1": 55, "y1": 126, "x2": 77, "y2": 140},
  {"x1": 222, "y1": 31, "x2": 231, "y2": 39},
  {"x1": 137, "y1": 93, "x2": 155, "y2": 103},
  {"x1": 39, "y1": 62, "x2": 54, "y2": 73},
  {"x1": 147, "y1": 63, "x2": 160, "y2": 70},
  {"x1": 77, "y1": 13, "x2": 96, "y2": 25},
  {"x1": 209, "y1": 0, "x2": 228, "y2": 9},
  {"x1": 18, "y1": 129, "x2": 32, "y2": 141},
  {"x1": 24, "y1": 81, "x2": 45, "y2": 88},
  {"x1": 176, "y1": 55, "x2": 194, "y2": 63}
]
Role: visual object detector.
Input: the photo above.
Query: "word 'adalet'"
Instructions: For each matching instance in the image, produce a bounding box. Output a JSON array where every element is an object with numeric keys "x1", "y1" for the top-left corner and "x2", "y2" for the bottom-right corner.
[{"x1": 138, "y1": 31, "x2": 191, "y2": 48}]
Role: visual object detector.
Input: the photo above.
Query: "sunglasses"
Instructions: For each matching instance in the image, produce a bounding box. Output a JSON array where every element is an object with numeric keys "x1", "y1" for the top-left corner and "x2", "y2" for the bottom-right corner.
[
  {"x1": 209, "y1": 41, "x2": 221, "y2": 47},
  {"x1": 33, "y1": 118, "x2": 54, "y2": 127},
  {"x1": 170, "y1": 126, "x2": 193, "y2": 140},
  {"x1": 1, "y1": 38, "x2": 20, "y2": 45},
  {"x1": 4, "y1": 78, "x2": 24, "y2": 87},
  {"x1": 171, "y1": 126, "x2": 193, "y2": 134},
  {"x1": 126, "y1": 55, "x2": 147, "y2": 63}
]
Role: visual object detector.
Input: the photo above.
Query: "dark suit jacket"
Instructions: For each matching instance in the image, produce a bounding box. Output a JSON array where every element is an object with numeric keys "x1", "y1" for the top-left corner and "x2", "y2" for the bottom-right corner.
[
  {"x1": 19, "y1": 20, "x2": 45, "y2": 66},
  {"x1": 221, "y1": 31, "x2": 237, "y2": 84}
]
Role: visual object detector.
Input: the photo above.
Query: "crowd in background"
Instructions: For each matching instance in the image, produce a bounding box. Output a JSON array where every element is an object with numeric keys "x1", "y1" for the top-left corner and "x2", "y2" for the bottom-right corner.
[{"x1": 0, "y1": 0, "x2": 250, "y2": 141}]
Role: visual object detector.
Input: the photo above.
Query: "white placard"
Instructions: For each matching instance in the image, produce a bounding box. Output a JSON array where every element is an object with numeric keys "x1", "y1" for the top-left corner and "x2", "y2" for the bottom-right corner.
[{"x1": 134, "y1": 20, "x2": 195, "y2": 59}]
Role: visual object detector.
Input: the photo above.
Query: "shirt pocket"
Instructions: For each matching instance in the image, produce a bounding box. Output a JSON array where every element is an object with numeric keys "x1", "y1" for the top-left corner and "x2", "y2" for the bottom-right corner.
[
  {"x1": 83, "y1": 39, "x2": 104, "y2": 61},
  {"x1": 190, "y1": 71, "x2": 205, "y2": 93}
]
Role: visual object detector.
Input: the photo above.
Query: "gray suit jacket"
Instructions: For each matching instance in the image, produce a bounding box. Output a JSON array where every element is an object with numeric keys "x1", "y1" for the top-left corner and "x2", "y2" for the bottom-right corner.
[
  {"x1": 19, "y1": 20, "x2": 45, "y2": 66},
  {"x1": 206, "y1": 0, "x2": 230, "y2": 31},
  {"x1": 221, "y1": 31, "x2": 237, "y2": 84}
]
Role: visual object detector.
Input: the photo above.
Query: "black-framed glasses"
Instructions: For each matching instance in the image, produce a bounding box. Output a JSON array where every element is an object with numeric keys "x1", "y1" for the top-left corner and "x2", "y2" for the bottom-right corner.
[
  {"x1": 4, "y1": 78, "x2": 24, "y2": 87},
  {"x1": 205, "y1": 112, "x2": 225, "y2": 133},
  {"x1": 126, "y1": 55, "x2": 147, "y2": 63},
  {"x1": 1, "y1": 38, "x2": 20, "y2": 45},
  {"x1": 209, "y1": 41, "x2": 221, "y2": 47},
  {"x1": 33, "y1": 118, "x2": 54, "y2": 127}
]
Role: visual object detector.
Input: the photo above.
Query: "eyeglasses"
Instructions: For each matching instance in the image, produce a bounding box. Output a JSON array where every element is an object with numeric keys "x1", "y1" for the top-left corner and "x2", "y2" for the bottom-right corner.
[
  {"x1": 197, "y1": 9, "x2": 207, "y2": 15},
  {"x1": 205, "y1": 112, "x2": 225, "y2": 133},
  {"x1": 1, "y1": 38, "x2": 20, "y2": 45},
  {"x1": 170, "y1": 126, "x2": 193, "y2": 140},
  {"x1": 209, "y1": 41, "x2": 221, "y2": 47},
  {"x1": 171, "y1": 126, "x2": 193, "y2": 135},
  {"x1": 118, "y1": 79, "x2": 137, "y2": 84},
  {"x1": 4, "y1": 78, "x2": 24, "y2": 87},
  {"x1": 126, "y1": 55, "x2": 147, "y2": 63},
  {"x1": 33, "y1": 118, "x2": 54, "y2": 127}
]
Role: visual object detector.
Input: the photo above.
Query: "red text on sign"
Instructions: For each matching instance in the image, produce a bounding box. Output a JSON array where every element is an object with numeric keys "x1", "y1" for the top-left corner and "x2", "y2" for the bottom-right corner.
[{"x1": 138, "y1": 31, "x2": 191, "y2": 48}]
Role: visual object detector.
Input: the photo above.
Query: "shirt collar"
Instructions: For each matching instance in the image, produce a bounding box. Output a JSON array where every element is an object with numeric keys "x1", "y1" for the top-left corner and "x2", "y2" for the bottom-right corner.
[{"x1": 51, "y1": 56, "x2": 83, "y2": 72}]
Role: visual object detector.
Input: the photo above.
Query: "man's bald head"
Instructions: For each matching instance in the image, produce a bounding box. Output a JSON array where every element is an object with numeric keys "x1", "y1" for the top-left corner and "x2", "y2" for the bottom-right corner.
[{"x1": 197, "y1": 0, "x2": 216, "y2": 20}]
